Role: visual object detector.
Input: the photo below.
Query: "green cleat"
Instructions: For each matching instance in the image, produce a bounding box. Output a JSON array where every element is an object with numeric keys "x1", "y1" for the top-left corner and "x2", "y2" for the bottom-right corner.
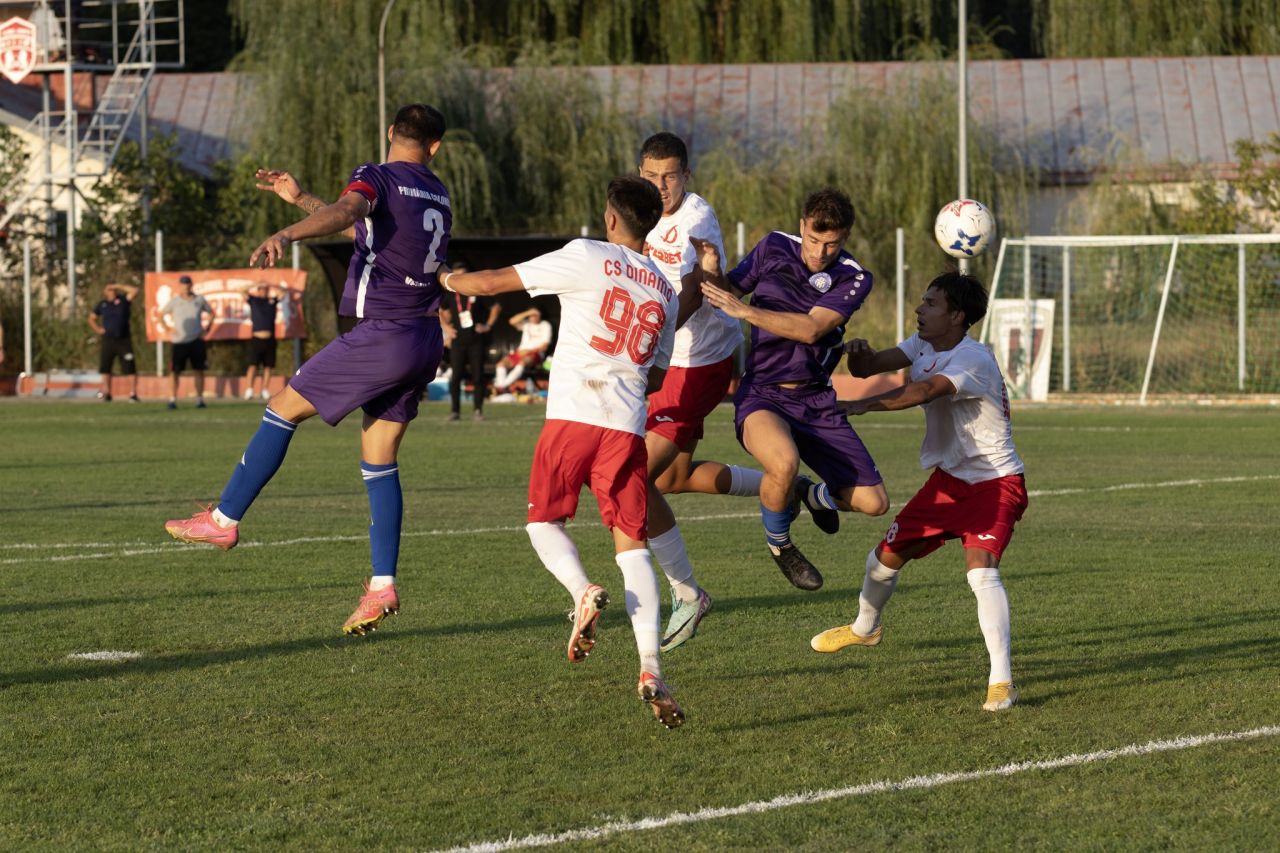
[{"x1": 660, "y1": 587, "x2": 712, "y2": 653}]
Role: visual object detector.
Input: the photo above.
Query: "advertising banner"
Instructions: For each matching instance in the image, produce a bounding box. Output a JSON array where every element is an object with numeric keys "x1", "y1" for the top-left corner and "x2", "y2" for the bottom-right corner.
[{"x1": 144, "y1": 270, "x2": 307, "y2": 343}]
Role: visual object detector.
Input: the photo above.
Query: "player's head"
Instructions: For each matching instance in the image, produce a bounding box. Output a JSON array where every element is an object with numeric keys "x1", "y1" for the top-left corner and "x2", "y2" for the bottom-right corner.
[
  {"x1": 639, "y1": 132, "x2": 690, "y2": 216},
  {"x1": 798, "y1": 188, "x2": 854, "y2": 273},
  {"x1": 605, "y1": 175, "x2": 663, "y2": 243},
  {"x1": 527, "y1": 308, "x2": 542, "y2": 323},
  {"x1": 178, "y1": 274, "x2": 194, "y2": 294},
  {"x1": 388, "y1": 103, "x2": 447, "y2": 162},
  {"x1": 918, "y1": 271, "x2": 988, "y2": 341}
]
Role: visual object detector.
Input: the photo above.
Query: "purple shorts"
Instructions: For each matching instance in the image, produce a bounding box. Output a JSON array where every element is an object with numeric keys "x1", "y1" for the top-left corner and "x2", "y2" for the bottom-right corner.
[
  {"x1": 734, "y1": 381, "x2": 882, "y2": 491},
  {"x1": 290, "y1": 317, "x2": 442, "y2": 426}
]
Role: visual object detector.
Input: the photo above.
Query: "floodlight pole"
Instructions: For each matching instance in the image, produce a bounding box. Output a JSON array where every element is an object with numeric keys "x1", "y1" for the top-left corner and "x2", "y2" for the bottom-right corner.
[
  {"x1": 957, "y1": 0, "x2": 970, "y2": 275},
  {"x1": 378, "y1": 0, "x2": 399, "y2": 163}
]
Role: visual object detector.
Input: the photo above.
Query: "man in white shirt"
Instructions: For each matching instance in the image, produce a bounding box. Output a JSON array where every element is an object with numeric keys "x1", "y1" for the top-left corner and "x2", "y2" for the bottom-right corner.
[
  {"x1": 811, "y1": 271, "x2": 1029, "y2": 712},
  {"x1": 441, "y1": 176, "x2": 686, "y2": 729},
  {"x1": 636, "y1": 132, "x2": 838, "y2": 654},
  {"x1": 494, "y1": 307, "x2": 553, "y2": 394}
]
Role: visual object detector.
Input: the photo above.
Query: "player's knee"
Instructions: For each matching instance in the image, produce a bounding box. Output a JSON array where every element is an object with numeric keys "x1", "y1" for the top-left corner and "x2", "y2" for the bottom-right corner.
[{"x1": 853, "y1": 488, "x2": 890, "y2": 517}]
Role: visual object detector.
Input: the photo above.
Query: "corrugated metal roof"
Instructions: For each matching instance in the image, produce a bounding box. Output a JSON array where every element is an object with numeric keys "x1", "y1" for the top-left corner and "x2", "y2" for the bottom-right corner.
[
  {"x1": 4, "y1": 57, "x2": 1278, "y2": 182},
  {"x1": 585, "y1": 57, "x2": 1280, "y2": 181}
]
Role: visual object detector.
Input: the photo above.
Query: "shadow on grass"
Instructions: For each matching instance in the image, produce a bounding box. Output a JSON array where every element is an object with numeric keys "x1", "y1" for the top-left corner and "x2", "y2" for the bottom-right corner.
[{"x1": 0, "y1": 581, "x2": 352, "y2": 616}]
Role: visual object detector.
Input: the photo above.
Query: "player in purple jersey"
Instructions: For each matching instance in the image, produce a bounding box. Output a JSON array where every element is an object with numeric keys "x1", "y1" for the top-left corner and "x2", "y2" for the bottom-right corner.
[
  {"x1": 699, "y1": 189, "x2": 890, "y2": 590},
  {"x1": 165, "y1": 104, "x2": 451, "y2": 636}
]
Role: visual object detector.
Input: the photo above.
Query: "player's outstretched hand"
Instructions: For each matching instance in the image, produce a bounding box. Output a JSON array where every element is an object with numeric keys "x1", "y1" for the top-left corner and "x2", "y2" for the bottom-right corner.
[
  {"x1": 250, "y1": 233, "x2": 291, "y2": 269},
  {"x1": 689, "y1": 236, "x2": 722, "y2": 277},
  {"x1": 700, "y1": 281, "x2": 747, "y2": 319},
  {"x1": 845, "y1": 338, "x2": 875, "y2": 375},
  {"x1": 254, "y1": 169, "x2": 303, "y2": 205}
]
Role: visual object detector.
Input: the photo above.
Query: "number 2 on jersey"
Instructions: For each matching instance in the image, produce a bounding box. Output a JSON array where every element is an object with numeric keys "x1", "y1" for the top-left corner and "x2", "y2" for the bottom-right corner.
[
  {"x1": 422, "y1": 208, "x2": 445, "y2": 275},
  {"x1": 590, "y1": 286, "x2": 666, "y2": 364}
]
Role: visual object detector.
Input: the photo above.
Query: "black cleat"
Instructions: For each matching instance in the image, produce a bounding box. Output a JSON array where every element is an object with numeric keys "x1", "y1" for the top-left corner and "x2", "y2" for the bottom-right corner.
[
  {"x1": 795, "y1": 475, "x2": 840, "y2": 535},
  {"x1": 768, "y1": 542, "x2": 824, "y2": 590}
]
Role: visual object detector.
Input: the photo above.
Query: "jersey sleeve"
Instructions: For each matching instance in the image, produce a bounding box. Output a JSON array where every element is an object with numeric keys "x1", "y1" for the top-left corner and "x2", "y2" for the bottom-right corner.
[
  {"x1": 815, "y1": 266, "x2": 873, "y2": 319},
  {"x1": 160, "y1": 298, "x2": 175, "y2": 314},
  {"x1": 727, "y1": 235, "x2": 771, "y2": 294},
  {"x1": 343, "y1": 162, "x2": 382, "y2": 211},
  {"x1": 687, "y1": 206, "x2": 726, "y2": 280},
  {"x1": 652, "y1": 293, "x2": 679, "y2": 371},
  {"x1": 895, "y1": 332, "x2": 922, "y2": 361},
  {"x1": 93, "y1": 301, "x2": 105, "y2": 317},
  {"x1": 514, "y1": 240, "x2": 594, "y2": 297},
  {"x1": 938, "y1": 345, "x2": 988, "y2": 399}
]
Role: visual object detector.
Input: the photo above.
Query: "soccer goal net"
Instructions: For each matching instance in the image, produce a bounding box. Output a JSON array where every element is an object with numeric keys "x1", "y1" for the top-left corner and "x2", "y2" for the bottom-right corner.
[{"x1": 980, "y1": 235, "x2": 1280, "y2": 401}]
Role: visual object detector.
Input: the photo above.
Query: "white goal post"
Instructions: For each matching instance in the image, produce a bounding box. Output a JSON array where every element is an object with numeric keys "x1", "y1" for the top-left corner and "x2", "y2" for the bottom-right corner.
[{"x1": 979, "y1": 234, "x2": 1280, "y2": 402}]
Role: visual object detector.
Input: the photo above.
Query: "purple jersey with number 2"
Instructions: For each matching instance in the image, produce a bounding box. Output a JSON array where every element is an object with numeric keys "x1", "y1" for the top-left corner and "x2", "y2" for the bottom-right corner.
[
  {"x1": 342, "y1": 161, "x2": 452, "y2": 319},
  {"x1": 728, "y1": 231, "x2": 872, "y2": 386}
]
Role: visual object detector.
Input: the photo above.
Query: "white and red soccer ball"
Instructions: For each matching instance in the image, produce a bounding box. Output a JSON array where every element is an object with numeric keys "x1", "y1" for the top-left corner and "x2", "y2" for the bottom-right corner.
[{"x1": 934, "y1": 199, "x2": 996, "y2": 259}]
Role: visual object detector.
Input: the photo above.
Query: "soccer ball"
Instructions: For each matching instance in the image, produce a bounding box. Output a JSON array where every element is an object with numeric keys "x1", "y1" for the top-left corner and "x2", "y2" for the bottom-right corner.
[{"x1": 934, "y1": 199, "x2": 996, "y2": 259}]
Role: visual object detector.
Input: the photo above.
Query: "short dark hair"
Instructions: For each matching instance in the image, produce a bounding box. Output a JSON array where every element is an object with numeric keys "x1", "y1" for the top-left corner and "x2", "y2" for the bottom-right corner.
[
  {"x1": 639, "y1": 132, "x2": 689, "y2": 172},
  {"x1": 801, "y1": 188, "x2": 855, "y2": 233},
  {"x1": 392, "y1": 103, "x2": 446, "y2": 146},
  {"x1": 607, "y1": 175, "x2": 663, "y2": 239},
  {"x1": 178, "y1": 275, "x2": 193, "y2": 285},
  {"x1": 928, "y1": 271, "x2": 989, "y2": 328}
]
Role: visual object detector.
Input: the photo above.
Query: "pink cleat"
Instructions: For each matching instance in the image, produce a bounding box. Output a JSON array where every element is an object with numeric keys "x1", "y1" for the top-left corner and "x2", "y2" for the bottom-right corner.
[
  {"x1": 638, "y1": 672, "x2": 685, "y2": 729},
  {"x1": 164, "y1": 505, "x2": 239, "y2": 551},
  {"x1": 342, "y1": 581, "x2": 400, "y2": 636},
  {"x1": 567, "y1": 583, "x2": 609, "y2": 663}
]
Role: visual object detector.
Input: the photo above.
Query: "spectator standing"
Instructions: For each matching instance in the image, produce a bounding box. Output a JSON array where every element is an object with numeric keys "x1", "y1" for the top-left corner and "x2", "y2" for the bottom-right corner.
[
  {"x1": 439, "y1": 264, "x2": 500, "y2": 420},
  {"x1": 88, "y1": 283, "x2": 140, "y2": 402},
  {"x1": 160, "y1": 275, "x2": 214, "y2": 409},
  {"x1": 242, "y1": 282, "x2": 283, "y2": 401}
]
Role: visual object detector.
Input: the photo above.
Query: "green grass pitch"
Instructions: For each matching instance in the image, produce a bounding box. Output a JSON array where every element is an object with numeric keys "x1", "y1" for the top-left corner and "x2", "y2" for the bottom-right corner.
[{"x1": 1, "y1": 399, "x2": 1277, "y2": 850}]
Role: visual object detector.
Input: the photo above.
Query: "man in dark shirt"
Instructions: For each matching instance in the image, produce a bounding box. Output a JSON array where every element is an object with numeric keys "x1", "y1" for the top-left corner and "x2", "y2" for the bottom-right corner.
[
  {"x1": 439, "y1": 263, "x2": 500, "y2": 421},
  {"x1": 241, "y1": 282, "x2": 283, "y2": 401},
  {"x1": 88, "y1": 283, "x2": 140, "y2": 402}
]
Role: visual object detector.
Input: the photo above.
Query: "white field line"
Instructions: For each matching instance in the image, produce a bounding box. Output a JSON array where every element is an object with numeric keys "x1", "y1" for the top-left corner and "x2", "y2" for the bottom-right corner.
[
  {"x1": 4, "y1": 473, "x2": 1278, "y2": 567},
  {"x1": 435, "y1": 725, "x2": 1280, "y2": 853},
  {"x1": 67, "y1": 650, "x2": 142, "y2": 661}
]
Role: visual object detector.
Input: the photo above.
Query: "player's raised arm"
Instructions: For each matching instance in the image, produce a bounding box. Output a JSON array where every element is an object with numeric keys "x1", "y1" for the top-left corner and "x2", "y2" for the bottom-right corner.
[
  {"x1": 250, "y1": 190, "x2": 369, "y2": 268},
  {"x1": 845, "y1": 339, "x2": 912, "y2": 377},
  {"x1": 254, "y1": 168, "x2": 358, "y2": 242}
]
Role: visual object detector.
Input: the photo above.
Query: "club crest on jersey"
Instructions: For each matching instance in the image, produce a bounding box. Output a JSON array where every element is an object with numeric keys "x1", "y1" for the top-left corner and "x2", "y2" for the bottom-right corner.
[{"x1": 808, "y1": 272, "x2": 833, "y2": 293}]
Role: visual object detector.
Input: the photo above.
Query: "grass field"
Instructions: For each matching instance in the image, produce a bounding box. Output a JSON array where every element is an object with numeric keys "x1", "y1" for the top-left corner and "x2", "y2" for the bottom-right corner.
[{"x1": 1, "y1": 399, "x2": 1277, "y2": 850}]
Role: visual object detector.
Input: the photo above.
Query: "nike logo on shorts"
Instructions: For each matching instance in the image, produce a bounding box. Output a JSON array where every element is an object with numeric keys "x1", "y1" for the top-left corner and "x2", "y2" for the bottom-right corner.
[
  {"x1": 655, "y1": 415, "x2": 674, "y2": 422},
  {"x1": 977, "y1": 533, "x2": 997, "y2": 541}
]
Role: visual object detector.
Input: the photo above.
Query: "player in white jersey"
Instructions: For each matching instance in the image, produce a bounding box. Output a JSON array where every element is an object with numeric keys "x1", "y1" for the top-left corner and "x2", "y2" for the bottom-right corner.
[
  {"x1": 810, "y1": 272, "x2": 1029, "y2": 712},
  {"x1": 441, "y1": 176, "x2": 685, "y2": 728},
  {"x1": 637, "y1": 132, "x2": 837, "y2": 653}
]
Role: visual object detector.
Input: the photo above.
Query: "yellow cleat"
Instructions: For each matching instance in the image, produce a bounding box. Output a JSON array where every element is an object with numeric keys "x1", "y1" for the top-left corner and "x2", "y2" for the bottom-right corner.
[
  {"x1": 810, "y1": 624, "x2": 882, "y2": 653},
  {"x1": 982, "y1": 681, "x2": 1019, "y2": 711}
]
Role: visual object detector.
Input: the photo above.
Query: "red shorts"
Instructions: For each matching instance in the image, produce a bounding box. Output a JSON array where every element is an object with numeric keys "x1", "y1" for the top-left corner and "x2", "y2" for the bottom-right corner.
[
  {"x1": 644, "y1": 357, "x2": 734, "y2": 449},
  {"x1": 879, "y1": 468, "x2": 1028, "y2": 561},
  {"x1": 502, "y1": 349, "x2": 545, "y2": 369},
  {"x1": 527, "y1": 419, "x2": 648, "y2": 541}
]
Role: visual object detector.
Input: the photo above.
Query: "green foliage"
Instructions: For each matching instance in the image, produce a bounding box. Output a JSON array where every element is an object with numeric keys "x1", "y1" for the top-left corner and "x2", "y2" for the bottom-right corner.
[{"x1": 1031, "y1": 0, "x2": 1280, "y2": 57}]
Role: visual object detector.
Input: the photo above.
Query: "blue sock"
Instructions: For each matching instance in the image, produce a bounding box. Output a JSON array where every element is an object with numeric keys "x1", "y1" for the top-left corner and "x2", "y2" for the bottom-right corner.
[
  {"x1": 761, "y1": 503, "x2": 793, "y2": 548},
  {"x1": 217, "y1": 408, "x2": 297, "y2": 521},
  {"x1": 362, "y1": 461, "x2": 402, "y2": 577},
  {"x1": 808, "y1": 481, "x2": 840, "y2": 511}
]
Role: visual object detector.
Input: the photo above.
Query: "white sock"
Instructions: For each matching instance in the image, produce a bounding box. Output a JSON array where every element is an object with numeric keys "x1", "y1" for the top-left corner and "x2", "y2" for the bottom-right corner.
[
  {"x1": 852, "y1": 549, "x2": 899, "y2": 635},
  {"x1": 210, "y1": 507, "x2": 238, "y2": 528},
  {"x1": 369, "y1": 575, "x2": 395, "y2": 591},
  {"x1": 494, "y1": 365, "x2": 509, "y2": 388},
  {"x1": 967, "y1": 567, "x2": 1013, "y2": 685},
  {"x1": 808, "y1": 481, "x2": 840, "y2": 511},
  {"x1": 505, "y1": 363, "x2": 525, "y2": 387},
  {"x1": 647, "y1": 526, "x2": 699, "y2": 603},
  {"x1": 727, "y1": 465, "x2": 764, "y2": 497},
  {"x1": 616, "y1": 548, "x2": 662, "y2": 677},
  {"x1": 526, "y1": 522, "x2": 590, "y2": 602}
]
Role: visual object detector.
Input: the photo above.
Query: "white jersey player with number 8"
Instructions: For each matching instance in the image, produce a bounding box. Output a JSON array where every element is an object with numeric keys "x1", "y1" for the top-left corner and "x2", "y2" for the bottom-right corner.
[{"x1": 441, "y1": 176, "x2": 686, "y2": 729}]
